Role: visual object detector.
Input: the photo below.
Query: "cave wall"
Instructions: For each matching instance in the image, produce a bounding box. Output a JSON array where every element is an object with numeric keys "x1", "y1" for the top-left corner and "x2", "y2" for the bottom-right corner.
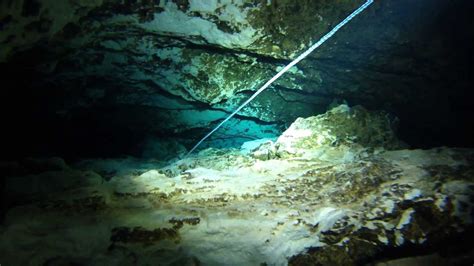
[{"x1": 1, "y1": 0, "x2": 473, "y2": 159}]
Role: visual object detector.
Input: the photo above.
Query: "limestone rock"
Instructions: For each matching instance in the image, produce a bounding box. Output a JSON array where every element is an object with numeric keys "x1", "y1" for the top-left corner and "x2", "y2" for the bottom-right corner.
[
  {"x1": 2, "y1": 144, "x2": 473, "y2": 265},
  {"x1": 276, "y1": 104, "x2": 404, "y2": 154},
  {"x1": 2, "y1": 0, "x2": 473, "y2": 156},
  {"x1": 250, "y1": 104, "x2": 405, "y2": 159}
]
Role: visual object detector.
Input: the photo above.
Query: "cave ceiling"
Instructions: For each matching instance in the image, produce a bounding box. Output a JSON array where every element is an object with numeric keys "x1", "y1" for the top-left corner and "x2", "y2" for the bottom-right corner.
[{"x1": 1, "y1": 0, "x2": 473, "y2": 157}]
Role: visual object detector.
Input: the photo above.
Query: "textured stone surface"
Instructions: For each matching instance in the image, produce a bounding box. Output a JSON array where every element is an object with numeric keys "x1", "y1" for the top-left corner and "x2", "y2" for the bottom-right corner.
[
  {"x1": 1, "y1": 2, "x2": 473, "y2": 264},
  {"x1": 1, "y1": 108, "x2": 473, "y2": 265},
  {"x1": 1, "y1": 145, "x2": 473, "y2": 265},
  {"x1": 251, "y1": 104, "x2": 405, "y2": 159},
  {"x1": 276, "y1": 104, "x2": 404, "y2": 150},
  {"x1": 2, "y1": 0, "x2": 473, "y2": 158}
]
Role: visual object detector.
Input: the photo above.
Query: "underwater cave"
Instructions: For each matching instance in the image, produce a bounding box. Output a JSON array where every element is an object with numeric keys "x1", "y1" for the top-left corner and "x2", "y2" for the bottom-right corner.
[{"x1": 1, "y1": 0, "x2": 473, "y2": 265}]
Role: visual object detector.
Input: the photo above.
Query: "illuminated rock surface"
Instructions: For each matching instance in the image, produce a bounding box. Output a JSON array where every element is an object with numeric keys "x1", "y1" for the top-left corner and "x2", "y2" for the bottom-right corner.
[
  {"x1": 1, "y1": 106, "x2": 473, "y2": 265},
  {"x1": 2, "y1": 0, "x2": 473, "y2": 158},
  {"x1": 1, "y1": 0, "x2": 473, "y2": 264}
]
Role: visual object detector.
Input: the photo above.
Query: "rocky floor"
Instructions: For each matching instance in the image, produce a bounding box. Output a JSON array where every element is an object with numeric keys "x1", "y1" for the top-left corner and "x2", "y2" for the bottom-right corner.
[
  {"x1": 1, "y1": 106, "x2": 473, "y2": 265},
  {"x1": 2, "y1": 149, "x2": 473, "y2": 265}
]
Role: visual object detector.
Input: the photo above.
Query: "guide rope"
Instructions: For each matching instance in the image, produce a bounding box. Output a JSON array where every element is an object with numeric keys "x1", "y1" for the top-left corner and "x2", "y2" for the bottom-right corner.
[{"x1": 186, "y1": 0, "x2": 374, "y2": 157}]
